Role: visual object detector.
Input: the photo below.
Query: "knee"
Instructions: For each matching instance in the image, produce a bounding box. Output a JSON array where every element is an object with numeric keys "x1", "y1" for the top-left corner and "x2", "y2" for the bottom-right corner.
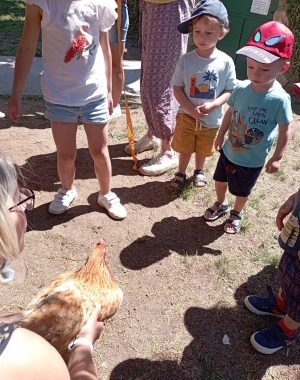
[
  {"x1": 90, "y1": 146, "x2": 109, "y2": 161},
  {"x1": 57, "y1": 152, "x2": 76, "y2": 162}
]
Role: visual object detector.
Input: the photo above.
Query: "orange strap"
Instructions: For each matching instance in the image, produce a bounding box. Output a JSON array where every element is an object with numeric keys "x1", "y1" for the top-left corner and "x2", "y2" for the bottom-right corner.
[{"x1": 117, "y1": 0, "x2": 138, "y2": 171}]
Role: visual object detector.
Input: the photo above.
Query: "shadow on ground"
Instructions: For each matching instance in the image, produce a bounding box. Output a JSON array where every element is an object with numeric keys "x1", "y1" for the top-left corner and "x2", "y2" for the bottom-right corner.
[
  {"x1": 110, "y1": 265, "x2": 300, "y2": 380},
  {"x1": 120, "y1": 216, "x2": 224, "y2": 269}
]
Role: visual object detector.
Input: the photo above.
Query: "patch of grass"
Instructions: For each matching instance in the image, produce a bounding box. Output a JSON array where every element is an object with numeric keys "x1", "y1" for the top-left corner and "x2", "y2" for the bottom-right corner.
[
  {"x1": 201, "y1": 353, "x2": 229, "y2": 380},
  {"x1": 0, "y1": 0, "x2": 42, "y2": 56},
  {"x1": 214, "y1": 256, "x2": 230, "y2": 278},
  {"x1": 250, "y1": 241, "x2": 281, "y2": 266},
  {"x1": 274, "y1": 167, "x2": 287, "y2": 181},
  {"x1": 240, "y1": 214, "x2": 251, "y2": 233},
  {"x1": 170, "y1": 177, "x2": 198, "y2": 201},
  {"x1": 295, "y1": 161, "x2": 300, "y2": 170}
]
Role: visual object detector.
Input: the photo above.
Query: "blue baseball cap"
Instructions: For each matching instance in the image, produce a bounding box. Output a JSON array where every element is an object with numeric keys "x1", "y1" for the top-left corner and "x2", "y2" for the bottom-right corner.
[{"x1": 177, "y1": 0, "x2": 228, "y2": 34}]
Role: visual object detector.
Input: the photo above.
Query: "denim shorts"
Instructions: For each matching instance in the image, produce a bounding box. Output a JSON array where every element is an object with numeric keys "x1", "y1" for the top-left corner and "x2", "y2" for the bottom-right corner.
[
  {"x1": 45, "y1": 98, "x2": 109, "y2": 124},
  {"x1": 109, "y1": 2, "x2": 129, "y2": 45},
  {"x1": 213, "y1": 149, "x2": 263, "y2": 197}
]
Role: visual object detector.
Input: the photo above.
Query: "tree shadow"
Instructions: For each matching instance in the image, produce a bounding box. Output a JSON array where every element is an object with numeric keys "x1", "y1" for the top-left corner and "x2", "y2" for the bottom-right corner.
[
  {"x1": 110, "y1": 265, "x2": 300, "y2": 379},
  {"x1": 120, "y1": 216, "x2": 224, "y2": 270}
]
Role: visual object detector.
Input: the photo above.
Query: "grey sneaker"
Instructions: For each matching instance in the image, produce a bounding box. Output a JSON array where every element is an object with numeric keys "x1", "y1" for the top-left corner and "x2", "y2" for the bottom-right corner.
[
  {"x1": 97, "y1": 192, "x2": 127, "y2": 220},
  {"x1": 139, "y1": 151, "x2": 178, "y2": 176},
  {"x1": 49, "y1": 188, "x2": 77, "y2": 215},
  {"x1": 124, "y1": 134, "x2": 160, "y2": 154}
]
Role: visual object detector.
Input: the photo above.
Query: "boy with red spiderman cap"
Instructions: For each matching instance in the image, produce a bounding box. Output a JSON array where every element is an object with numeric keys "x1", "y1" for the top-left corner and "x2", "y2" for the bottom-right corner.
[
  {"x1": 244, "y1": 79, "x2": 300, "y2": 353},
  {"x1": 204, "y1": 21, "x2": 294, "y2": 236}
]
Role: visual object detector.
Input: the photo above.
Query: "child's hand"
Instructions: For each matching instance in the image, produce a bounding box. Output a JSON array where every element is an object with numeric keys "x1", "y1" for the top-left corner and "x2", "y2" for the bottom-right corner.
[
  {"x1": 265, "y1": 157, "x2": 281, "y2": 173},
  {"x1": 8, "y1": 96, "x2": 22, "y2": 122},
  {"x1": 190, "y1": 106, "x2": 208, "y2": 120},
  {"x1": 199, "y1": 102, "x2": 215, "y2": 115},
  {"x1": 276, "y1": 193, "x2": 296, "y2": 231},
  {"x1": 107, "y1": 92, "x2": 113, "y2": 116},
  {"x1": 214, "y1": 135, "x2": 224, "y2": 151}
]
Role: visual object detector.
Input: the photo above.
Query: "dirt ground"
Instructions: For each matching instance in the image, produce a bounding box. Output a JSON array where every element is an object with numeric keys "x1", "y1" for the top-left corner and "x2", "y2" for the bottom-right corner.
[{"x1": 1, "y1": 93, "x2": 300, "y2": 380}]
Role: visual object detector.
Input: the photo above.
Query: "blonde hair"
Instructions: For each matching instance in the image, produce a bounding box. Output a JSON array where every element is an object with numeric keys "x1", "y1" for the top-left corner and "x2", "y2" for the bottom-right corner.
[
  {"x1": 192, "y1": 14, "x2": 230, "y2": 36},
  {"x1": 0, "y1": 151, "x2": 20, "y2": 261}
]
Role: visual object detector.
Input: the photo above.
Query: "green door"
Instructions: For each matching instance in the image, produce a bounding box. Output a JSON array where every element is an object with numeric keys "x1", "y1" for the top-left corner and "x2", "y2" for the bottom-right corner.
[{"x1": 217, "y1": 0, "x2": 279, "y2": 80}]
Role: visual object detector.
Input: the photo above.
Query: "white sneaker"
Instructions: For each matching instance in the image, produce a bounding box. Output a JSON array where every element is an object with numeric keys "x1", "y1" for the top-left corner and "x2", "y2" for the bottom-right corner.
[
  {"x1": 139, "y1": 150, "x2": 178, "y2": 176},
  {"x1": 109, "y1": 104, "x2": 122, "y2": 120},
  {"x1": 0, "y1": 111, "x2": 5, "y2": 118},
  {"x1": 49, "y1": 188, "x2": 77, "y2": 215},
  {"x1": 124, "y1": 134, "x2": 160, "y2": 154},
  {"x1": 97, "y1": 192, "x2": 127, "y2": 220}
]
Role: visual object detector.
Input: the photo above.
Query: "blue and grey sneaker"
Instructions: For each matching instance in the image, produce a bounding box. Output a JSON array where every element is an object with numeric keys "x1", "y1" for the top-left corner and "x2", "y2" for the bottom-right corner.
[
  {"x1": 244, "y1": 286, "x2": 286, "y2": 318},
  {"x1": 251, "y1": 322, "x2": 296, "y2": 354}
]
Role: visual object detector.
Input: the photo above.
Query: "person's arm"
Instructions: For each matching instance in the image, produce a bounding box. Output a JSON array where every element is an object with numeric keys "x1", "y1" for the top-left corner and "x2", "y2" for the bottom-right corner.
[
  {"x1": 276, "y1": 192, "x2": 297, "y2": 230},
  {"x1": 265, "y1": 123, "x2": 290, "y2": 173},
  {"x1": 8, "y1": 4, "x2": 41, "y2": 122},
  {"x1": 100, "y1": 31, "x2": 113, "y2": 116},
  {"x1": 173, "y1": 85, "x2": 208, "y2": 120},
  {"x1": 68, "y1": 305, "x2": 104, "y2": 380},
  {"x1": 214, "y1": 106, "x2": 234, "y2": 151},
  {"x1": 199, "y1": 90, "x2": 233, "y2": 115},
  {"x1": 0, "y1": 310, "x2": 30, "y2": 324}
]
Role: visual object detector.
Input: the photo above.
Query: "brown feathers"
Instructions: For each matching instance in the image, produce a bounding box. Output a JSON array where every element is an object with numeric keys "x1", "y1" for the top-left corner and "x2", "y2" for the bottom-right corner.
[{"x1": 20, "y1": 239, "x2": 123, "y2": 362}]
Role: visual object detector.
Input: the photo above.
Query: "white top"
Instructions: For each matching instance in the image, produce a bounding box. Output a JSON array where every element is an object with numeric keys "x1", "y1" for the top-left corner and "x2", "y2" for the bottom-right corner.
[
  {"x1": 171, "y1": 49, "x2": 237, "y2": 128},
  {"x1": 25, "y1": 0, "x2": 117, "y2": 106}
]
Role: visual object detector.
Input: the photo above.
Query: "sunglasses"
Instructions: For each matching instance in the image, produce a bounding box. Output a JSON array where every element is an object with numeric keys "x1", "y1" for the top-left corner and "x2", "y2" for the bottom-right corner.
[{"x1": 9, "y1": 187, "x2": 35, "y2": 211}]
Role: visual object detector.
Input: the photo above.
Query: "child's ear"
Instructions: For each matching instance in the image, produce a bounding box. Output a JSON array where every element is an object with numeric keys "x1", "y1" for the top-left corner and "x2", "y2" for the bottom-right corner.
[
  {"x1": 280, "y1": 61, "x2": 290, "y2": 74},
  {"x1": 218, "y1": 30, "x2": 226, "y2": 40}
]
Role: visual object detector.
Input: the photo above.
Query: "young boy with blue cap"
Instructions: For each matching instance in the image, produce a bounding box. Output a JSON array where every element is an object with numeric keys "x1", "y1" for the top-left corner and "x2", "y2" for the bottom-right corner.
[{"x1": 170, "y1": 0, "x2": 236, "y2": 189}]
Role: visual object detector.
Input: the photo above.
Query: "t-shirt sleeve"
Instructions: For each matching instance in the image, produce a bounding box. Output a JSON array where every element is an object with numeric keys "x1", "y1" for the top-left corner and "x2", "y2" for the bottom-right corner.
[
  {"x1": 170, "y1": 56, "x2": 185, "y2": 87},
  {"x1": 227, "y1": 83, "x2": 239, "y2": 107},
  {"x1": 24, "y1": 0, "x2": 50, "y2": 26},
  {"x1": 225, "y1": 58, "x2": 237, "y2": 91},
  {"x1": 274, "y1": 93, "x2": 293, "y2": 125},
  {"x1": 98, "y1": 0, "x2": 117, "y2": 32}
]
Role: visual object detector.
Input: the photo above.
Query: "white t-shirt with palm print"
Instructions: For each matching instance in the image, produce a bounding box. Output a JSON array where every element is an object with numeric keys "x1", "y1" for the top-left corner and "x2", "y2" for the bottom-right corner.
[{"x1": 171, "y1": 49, "x2": 236, "y2": 128}]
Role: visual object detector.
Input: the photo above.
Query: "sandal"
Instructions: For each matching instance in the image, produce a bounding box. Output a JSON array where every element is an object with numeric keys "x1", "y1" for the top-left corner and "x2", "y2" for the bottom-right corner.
[
  {"x1": 224, "y1": 210, "x2": 243, "y2": 234},
  {"x1": 170, "y1": 172, "x2": 186, "y2": 188},
  {"x1": 204, "y1": 202, "x2": 229, "y2": 221},
  {"x1": 194, "y1": 169, "x2": 207, "y2": 187}
]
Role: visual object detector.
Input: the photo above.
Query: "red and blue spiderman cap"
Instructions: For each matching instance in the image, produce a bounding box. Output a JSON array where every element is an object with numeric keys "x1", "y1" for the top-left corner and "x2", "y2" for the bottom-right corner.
[{"x1": 236, "y1": 21, "x2": 294, "y2": 64}]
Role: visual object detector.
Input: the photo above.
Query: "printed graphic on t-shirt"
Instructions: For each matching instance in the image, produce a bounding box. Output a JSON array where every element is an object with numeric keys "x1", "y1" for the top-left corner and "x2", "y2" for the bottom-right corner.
[
  {"x1": 228, "y1": 106, "x2": 266, "y2": 152},
  {"x1": 280, "y1": 210, "x2": 300, "y2": 248},
  {"x1": 63, "y1": 5, "x2": 97, "y2": 63},
  {"x1": 189, "y1": 70, "x2": 217, "y2": 100}
]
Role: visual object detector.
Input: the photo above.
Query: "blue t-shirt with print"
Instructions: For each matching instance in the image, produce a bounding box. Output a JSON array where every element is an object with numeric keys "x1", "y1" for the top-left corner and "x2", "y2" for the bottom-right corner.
[{"x1": 222, "y1": 80, "x2": 293, "y2": 168}]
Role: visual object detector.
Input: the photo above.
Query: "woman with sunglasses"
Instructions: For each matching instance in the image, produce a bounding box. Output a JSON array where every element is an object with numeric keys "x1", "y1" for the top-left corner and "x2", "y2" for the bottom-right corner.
[{"x1": 0, "y1": 152, "x2": 104, "y2": 380}]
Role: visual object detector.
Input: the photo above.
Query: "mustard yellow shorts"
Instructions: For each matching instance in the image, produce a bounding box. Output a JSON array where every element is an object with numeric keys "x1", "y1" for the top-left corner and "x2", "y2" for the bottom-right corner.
[{"x1": 171, "y1": 113, "x2": 219, "y2": 156}]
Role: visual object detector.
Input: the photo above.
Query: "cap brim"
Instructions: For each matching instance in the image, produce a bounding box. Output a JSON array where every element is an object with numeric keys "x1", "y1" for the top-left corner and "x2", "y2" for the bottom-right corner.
[
  {"x1": 236, "y1": 46, "x2": 280, "y2": 64},
  {"x1": 177, "y1": 18, "x2": 193, "y2": 34}
]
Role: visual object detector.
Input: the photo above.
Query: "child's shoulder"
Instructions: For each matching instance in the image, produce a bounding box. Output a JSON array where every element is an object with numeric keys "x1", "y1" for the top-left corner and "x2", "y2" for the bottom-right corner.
[{"x1": 215, "y1": 49, "x2": 234, "y2": 63}]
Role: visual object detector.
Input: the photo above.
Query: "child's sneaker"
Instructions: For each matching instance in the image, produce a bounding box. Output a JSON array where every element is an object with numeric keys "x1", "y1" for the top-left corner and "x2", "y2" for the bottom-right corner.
[
  {"x1": 244, "y1": 286, "x2": 286, "y2": 318},
  {"x1": 97, "y1": 192, "x2": 127, "y2": 220},
  {"x1": 139, "y1": 150, "x2": 178, "y2": 176},
  {"x1": 250, "y1": 322, "x2": 296, "y2": 354},
  {"x1": 124, "y1": 134, "x2": 160, "y2": 154},
  {"x1": 49, "y1": 188, "x2": 77, "y2": 215}
]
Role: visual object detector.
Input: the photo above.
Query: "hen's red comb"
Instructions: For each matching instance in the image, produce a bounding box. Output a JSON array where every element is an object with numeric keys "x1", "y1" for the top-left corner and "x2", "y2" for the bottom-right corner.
[{"x1": 97, "y1": 238, "x2": 105, "y2": 246}]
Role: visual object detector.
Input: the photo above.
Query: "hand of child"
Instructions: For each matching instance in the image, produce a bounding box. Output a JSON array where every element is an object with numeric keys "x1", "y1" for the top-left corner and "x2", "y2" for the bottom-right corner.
[
  {"x1": 190, "y1": 106, "x2": 208, "y2": 120},
  {"x1": 76, "y1": 305, "x2": 104, "y2": 344},
  {"x1": 8, "y1": 96, "x2": 22, "y2": 122},
  {"x1": 265, "y1": 157, "x2": 281, "y2": 173},
  {"x1": 107, "y1": 92, "x2": 113, "y2": 116},
  {"x1": 276, "y1": 193, "x2": 296, "y2": 231},
  {"x1": 199, "y1": 102, "x2": 215, "y2": 115},
  {"x1": 214, "y1": 135, "x2": 224, "y2": 151}
]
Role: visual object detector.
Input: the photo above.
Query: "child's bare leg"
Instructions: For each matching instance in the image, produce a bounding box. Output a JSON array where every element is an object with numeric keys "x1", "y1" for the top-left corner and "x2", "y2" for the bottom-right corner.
[
  {"x1": 204, "y1": 181, "x2": 227, "y2": 219},
  {"x1": 84, "y1": 122, "x2": 111, "y2": 195},
  {"x1": 170, "y1": 153, "x2": 190, "y2": 188},
  {"x1": 51, "y1": 121, "x2": 77, "y2": 190},
  {"x1": 194, "y1": 153, "x2": 206, "y2": 187},
  {"x1": 224, "y1": 196, "x2": 248, "y2": 233}
]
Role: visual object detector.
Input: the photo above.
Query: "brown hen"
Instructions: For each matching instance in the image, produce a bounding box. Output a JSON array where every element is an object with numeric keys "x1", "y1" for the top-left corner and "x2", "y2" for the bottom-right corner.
[{"x1": 20, "y1": 238, "x2": 123, "y2": 362}]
